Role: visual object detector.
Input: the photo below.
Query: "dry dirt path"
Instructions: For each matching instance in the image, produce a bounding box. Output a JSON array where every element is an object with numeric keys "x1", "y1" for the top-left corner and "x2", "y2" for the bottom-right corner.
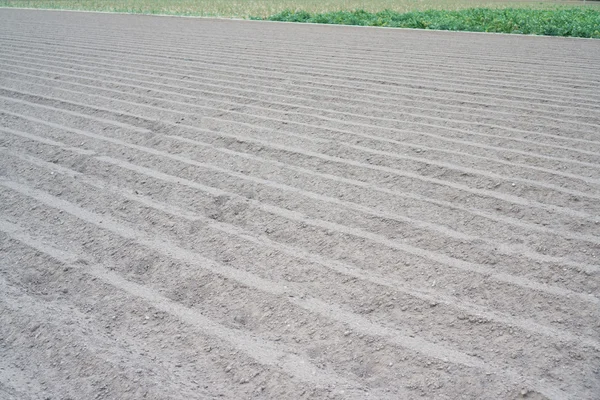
[{"x1": 0, "y1": 8, "x2": 599, "y2": 400}]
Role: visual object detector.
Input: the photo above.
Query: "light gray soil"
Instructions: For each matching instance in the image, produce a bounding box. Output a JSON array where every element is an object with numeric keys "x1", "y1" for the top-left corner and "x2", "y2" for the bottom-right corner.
[{"x1": 0, "y1": 8, "x2": 599, "y2": 400}]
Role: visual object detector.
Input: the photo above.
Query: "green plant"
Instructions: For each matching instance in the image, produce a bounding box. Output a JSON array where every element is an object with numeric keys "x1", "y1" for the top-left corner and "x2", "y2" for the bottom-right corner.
[{"x1": 263, "y1": 8, "x2": 600, "y2": 38}]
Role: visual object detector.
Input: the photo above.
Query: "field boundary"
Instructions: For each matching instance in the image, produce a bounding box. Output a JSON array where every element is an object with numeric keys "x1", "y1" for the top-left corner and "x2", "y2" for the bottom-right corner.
[{"x1": 0, "y1": 6, "x2": 598, "y2": 40}]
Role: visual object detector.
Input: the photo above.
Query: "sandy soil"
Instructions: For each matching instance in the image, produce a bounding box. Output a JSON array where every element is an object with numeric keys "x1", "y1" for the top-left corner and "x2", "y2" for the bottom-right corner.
[{"x1": 0, "y1": 8, "x2": 598, "y2": 400}]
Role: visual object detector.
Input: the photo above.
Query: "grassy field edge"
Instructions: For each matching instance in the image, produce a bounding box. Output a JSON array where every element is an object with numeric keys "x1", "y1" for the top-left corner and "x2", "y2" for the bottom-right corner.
[
  {"x1": 1, "y1": 2, "x2": 598, "y2": 38},
  {"x1": 256, "y1": 8, "x2": 600, "y2": 38}
]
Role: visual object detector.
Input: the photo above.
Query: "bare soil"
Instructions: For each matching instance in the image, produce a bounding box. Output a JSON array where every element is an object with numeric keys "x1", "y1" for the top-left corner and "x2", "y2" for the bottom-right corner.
[{"x1": 0, "y1": 9, "x2": 599, "y2": 400}]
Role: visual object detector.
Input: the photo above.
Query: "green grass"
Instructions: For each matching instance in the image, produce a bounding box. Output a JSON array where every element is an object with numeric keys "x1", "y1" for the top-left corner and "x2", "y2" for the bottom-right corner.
[
  {"x1": 1, "y1": 0, "x2": 599, "y2": 37},
  {"x1": 259, "y1": 7, "x2": 600, "y2": 37},
  {"x1": 1, "y1": 0, "x2": 599, "y2": 18}
]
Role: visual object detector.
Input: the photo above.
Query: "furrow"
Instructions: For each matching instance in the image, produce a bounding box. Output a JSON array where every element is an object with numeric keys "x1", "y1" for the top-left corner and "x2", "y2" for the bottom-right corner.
[
  {"x1": 2, "y1": 181, "x2": 557, "y2": 399},
  {"x1": 3, "y1": 92, "x2": 600, "y2": 247},
  {"x1": 0, "y1": 165, "x2": 589, "y2": 399},
  {"x1": 3, "y1": 28, "x2": 600, "y2": 100},
  {"x1": 0, "y1": 80, "x2": 327, "y2": 147},
  {"x1": 2, "y1": 53, "x2": 600, "y2": 154},
  {"x1": 0, "y1": 278, "x2": 203, "y2": 400},
  {"x1": 1, "y1": 95, "x2": 597, "y2": 223},
  {"x1": 4, "y1": 63, "x2": 600, "y2": 178},
  {"x1": 0, "y1": 92, "x2": 148, "y2": 134},
  {"x1": 3, "y1": 93, "x2": 600, "y2": 243},
  {"x1": 10, "y1": 16, "x2": 600, "y2": 72},
  {"x1": 3, "y1": 33, "x2": 600, "y2": 113},
  {"x1": 2, "y1": 37, "x2": 598, "y2": 129},
  {"x1": 2, "y1": 52, "x2": 598, "y2": 160},
  {"x1": 5, "y1": 125, "x2": 599, "y2": 283},
  {"x1": 2, "y1": 110, "x2": 598, "y2": 251},
  {"x1": 2, "y1": 10, "x2": 599, "y2": 400},
  {"x1": 0, "y1": 222, "x2": 377, "y2": 399},
  {"x1": 3, "y1": 45, "x2": 600, "y2": 133},
  {"x1": 0, "y1": 139, "x2": 596, "y2": 398},
  {"x1": 98, "y1": 155, "x2": 600, "y2": 303},
  {"x1": 3, "y1": 40, "x2": 599, "y2": 128},
  {"x1": 2, "y1": 69, "x2": 599, "y2": 205},
  {"x1": 0, "y1": 248, "x2": 243, "y2": 400},
  {"x1": 9, "y1": 19, "x2": 600, "y2": 80},
  {"x1": 5, "y1": 142, "x2": 599, "y2": 350},
  {"x1": 2, "y1": 112, "x2": 597, "y2": 308},
  {"x1": 0, "y1": 187, "x2": 386, "y2": 397}
]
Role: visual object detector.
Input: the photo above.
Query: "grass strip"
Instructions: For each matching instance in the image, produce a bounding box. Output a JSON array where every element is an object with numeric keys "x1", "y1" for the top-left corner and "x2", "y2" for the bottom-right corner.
[
  {"x1": 257, "y1": 8, "x2": 600, "y2": 38},
  {"x1": 2, "y1": 1, "x2": 600, "y2": 18}
]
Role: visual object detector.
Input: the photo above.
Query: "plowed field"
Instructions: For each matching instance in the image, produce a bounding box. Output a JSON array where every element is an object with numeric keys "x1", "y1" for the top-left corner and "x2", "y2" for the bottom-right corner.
[{"x1": 0, "y1": 9, "x2": 599, "y2": 400}]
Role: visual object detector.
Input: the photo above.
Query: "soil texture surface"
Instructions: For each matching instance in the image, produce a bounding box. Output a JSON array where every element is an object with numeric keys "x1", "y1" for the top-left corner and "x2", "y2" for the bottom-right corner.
[{"x1": 0, "y1": 9, "x2": 599, "y2": 400}]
